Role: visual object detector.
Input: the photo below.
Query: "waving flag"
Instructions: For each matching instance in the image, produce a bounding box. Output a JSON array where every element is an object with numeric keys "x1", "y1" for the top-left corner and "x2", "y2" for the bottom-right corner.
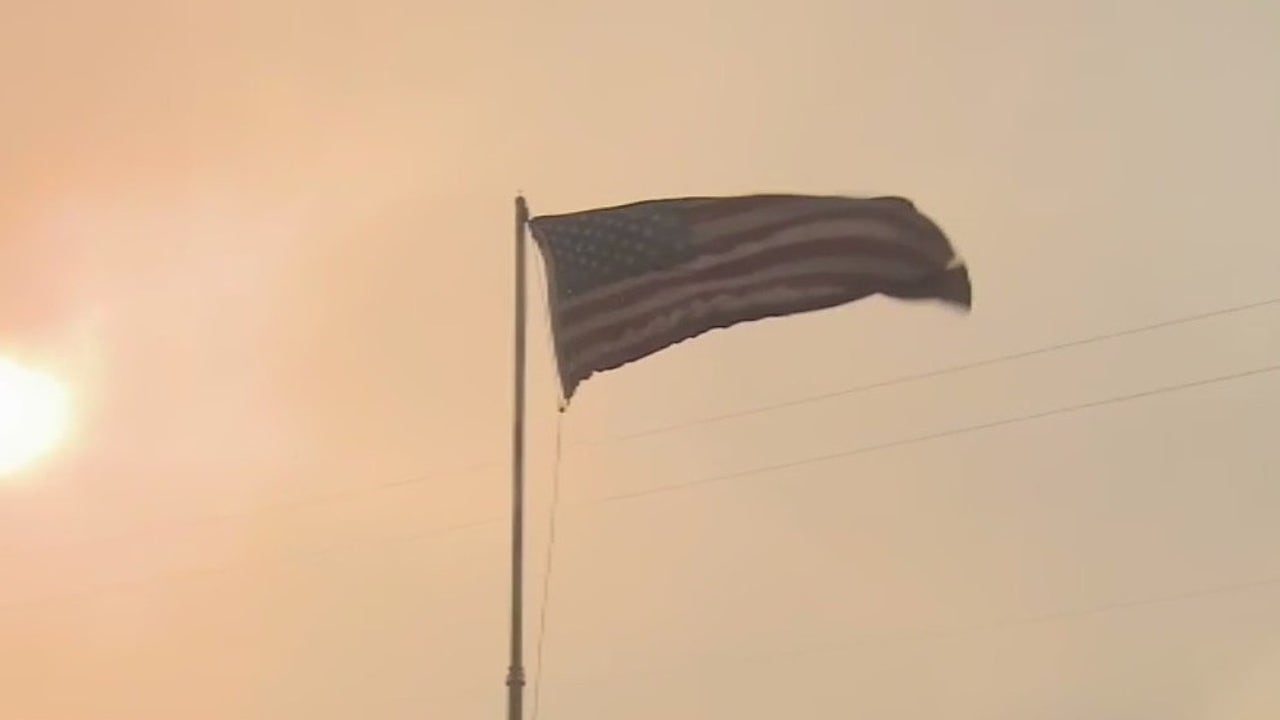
[{"x1": 529, "y1": 194, "x2": 971, "y2": 400}]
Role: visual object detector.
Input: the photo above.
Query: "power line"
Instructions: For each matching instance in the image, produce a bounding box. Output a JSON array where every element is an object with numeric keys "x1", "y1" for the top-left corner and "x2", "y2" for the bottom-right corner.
[
  {"x1": 0, "y1": 515, "x2": 501, "y2": 615},
  {"x1": 0, "y1": 255, "x2": 562, "y2": 561},
  {"x1": 0, "y1": 458, "x2": 502, "y2": 560},
  {"x1": 552, "y1": 570, "x2": 1280, "y2": 688},
  {"x1": 3, "y1": 361, "x2": 1276, "y2": 615},
  {"x1": 6, "y1": 296, "x2": 1271, "y2": 562},
  {"x1": 589, "y1": 361, "x2": 1280, "y2": 505},
  {"x1": 573, "y1": 296, "x2": 1280, "y2": 445},
  {"x1": 5, "y1": 297, "x2": 1274, "y2": 599}
]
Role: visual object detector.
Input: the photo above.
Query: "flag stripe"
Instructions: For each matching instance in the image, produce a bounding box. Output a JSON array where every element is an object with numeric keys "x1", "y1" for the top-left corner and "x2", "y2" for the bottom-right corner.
[
  {"x1": 561, "y1": 220, "x2": 946, "y2": 320},
  {"x1": 686, "y1": 197, "x2": 857, "y2": 235},
  {"x1": 685, "y1": 195, "x2": 922, "y2": 242},
  {"x1": 562, "y1": 267, "x2": 960, "y2": 380},
  {"x1": 560, "y1": 250, "x2": 935, "y2": 343},
  {"x1": 692, "y1": 208, "x2": 952, "y2": 260},
  {"x1": 673, "y1": 194, "x2": 916, "y2": 225},
  {"x1": 563, "y1": 278, "x2": 891, "y2": 384},
  {"x1": 568, "y1": 283, "x2": 854, "y2": 383}
]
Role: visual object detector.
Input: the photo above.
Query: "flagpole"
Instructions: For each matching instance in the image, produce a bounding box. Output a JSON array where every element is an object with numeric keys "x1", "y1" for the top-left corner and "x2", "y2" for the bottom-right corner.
[{"x1": 506, "y1": 195, "x2": 531, "y2": 720}]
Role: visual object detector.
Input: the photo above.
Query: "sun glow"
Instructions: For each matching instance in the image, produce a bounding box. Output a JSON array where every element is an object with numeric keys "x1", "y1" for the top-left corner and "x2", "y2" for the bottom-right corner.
[{"x1": 0, "y1": 358, "x2": 71, "y2": 477}]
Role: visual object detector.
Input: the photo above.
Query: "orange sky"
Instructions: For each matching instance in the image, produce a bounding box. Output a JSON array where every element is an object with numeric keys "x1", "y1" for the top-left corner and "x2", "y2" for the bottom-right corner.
[{"x1": 1, "y1": 1, "x2": 1279, "y2": 718}]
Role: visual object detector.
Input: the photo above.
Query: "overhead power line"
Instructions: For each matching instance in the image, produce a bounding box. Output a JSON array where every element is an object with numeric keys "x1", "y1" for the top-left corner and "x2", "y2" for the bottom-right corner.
[
  {"x1": 3, "y1": 359, "x2": 1275, "y2": 615},
  {"x1": 9, "y1": 296, "x2": 1273, "y2": 562},
  {"x1": 589, "y1": 361, "x2": 1280, "y2": 505},
  {"x1": 0, "y1": 458, "x2": 502, "y2": 560},
  {"x1": 0, "y1": 515, "x2": 500, "y2": 615},
  {"x1": 550, "y1": 570, "x2": 1280, "y2": 689},
  {"x1": 574, "y1": 296, "x2": 1280, "y2": 445}
]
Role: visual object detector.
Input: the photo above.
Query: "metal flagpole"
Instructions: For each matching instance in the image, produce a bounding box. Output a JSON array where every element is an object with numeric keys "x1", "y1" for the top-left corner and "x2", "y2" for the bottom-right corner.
[{"x1": 506, "y1": 195, "x2": 531, "y2": 720}]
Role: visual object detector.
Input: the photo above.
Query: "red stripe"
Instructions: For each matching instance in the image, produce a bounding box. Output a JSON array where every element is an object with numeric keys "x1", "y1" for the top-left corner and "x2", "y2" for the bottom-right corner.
[
  {"x1": 560, "y1": 268, "x2": 960, "y2": 378},
  {"x1": 562, "y1": 258, "x2": 927, "y2": 346},
  {"x1": 561, "y1": 236, "x2": 941, "y2": 325},
  {"x1": 694, "y1": 207, "x2": 940, "y2": 251},
  {"x1": 682, "y1": 194, "x2": 920, "y2": 226},
  {"x1": 561, "y1": 266, "x2": 969, "y2": 380},
  {"x1": 561, "y1": 283, "x2": 862, "y2": 390},
  {"x1": 677, "y1": 195, "x2": 821, "y2": 222},
  {"x1": 678, "y1": 194, "x2": 908, "y2": 223}
]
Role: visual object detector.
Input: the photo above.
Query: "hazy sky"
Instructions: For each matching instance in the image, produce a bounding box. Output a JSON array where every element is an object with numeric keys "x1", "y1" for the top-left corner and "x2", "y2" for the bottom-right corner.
[{"x1": 1, "y1": 1, "x2": 1279, "y2": 718}]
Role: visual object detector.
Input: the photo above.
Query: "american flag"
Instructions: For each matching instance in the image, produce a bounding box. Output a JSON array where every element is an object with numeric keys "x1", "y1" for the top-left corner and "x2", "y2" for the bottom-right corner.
[{"x1": 528, "y1": 194, "x2": 971, "y2": 400}]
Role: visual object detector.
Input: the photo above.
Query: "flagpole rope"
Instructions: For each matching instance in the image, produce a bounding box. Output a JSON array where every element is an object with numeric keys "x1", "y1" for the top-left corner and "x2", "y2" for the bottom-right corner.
[
  {"x1": 530, "y1": 411, "x2": 565, "y2": 720},
  {"x1": 4, "y1": 296, "x2": 1277, "y2": 561},
  {"x1": 530, "y1": 224, "x2": 568, "y2": 720}
]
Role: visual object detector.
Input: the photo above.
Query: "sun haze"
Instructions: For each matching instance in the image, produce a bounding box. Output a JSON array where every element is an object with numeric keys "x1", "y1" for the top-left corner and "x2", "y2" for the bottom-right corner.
[{"x1": 0, "y1": 358, "x2": 70, "y2": 477}]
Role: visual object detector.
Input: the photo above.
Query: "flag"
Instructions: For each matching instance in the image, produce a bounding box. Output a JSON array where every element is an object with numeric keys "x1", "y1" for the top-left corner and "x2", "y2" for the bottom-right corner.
[{"x1": 528, "y1": 194, "x2": 971, "y2": 400}]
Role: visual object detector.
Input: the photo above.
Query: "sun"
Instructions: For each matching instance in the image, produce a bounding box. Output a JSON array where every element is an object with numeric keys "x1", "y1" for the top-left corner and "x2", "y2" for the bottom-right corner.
[{"x1": 0, "y1": 358, "x2": 71, "y2": 477}]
